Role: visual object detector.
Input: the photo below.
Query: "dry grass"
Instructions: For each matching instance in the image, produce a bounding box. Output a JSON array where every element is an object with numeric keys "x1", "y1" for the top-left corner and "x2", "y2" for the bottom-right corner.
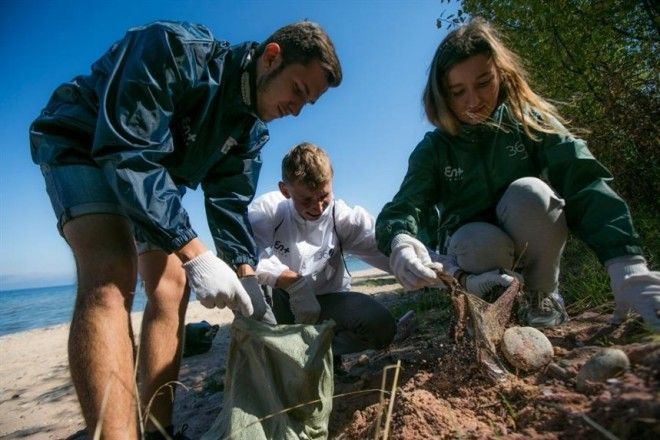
[{"x1": 88, "y1": 337, "x2": 404, "y2": 439}]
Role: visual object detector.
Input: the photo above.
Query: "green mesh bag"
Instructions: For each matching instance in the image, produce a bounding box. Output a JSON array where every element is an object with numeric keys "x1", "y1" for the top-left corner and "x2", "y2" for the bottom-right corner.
[{"x1": 202, "y1": 316, "x2": 335, "y2": 440}]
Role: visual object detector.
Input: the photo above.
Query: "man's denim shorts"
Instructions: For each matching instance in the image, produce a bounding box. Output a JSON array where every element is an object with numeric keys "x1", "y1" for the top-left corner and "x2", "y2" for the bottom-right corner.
[{"x1": 40, "y1": 163, "x2": 160, "y2": 254}]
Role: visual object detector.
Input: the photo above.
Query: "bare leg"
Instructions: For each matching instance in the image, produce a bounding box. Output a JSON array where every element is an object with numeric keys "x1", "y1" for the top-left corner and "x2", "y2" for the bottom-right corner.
[
  {"x1": 64, "y1": 214, "x2": 139, "y2": 439},
  {"x1": 138, "y1": 250, "x2": 189, "y2": 433}
]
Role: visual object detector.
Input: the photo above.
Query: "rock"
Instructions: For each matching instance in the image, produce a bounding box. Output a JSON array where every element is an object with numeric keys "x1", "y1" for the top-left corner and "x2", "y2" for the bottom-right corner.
[
  {"x1": 623, "y1": 342, "x2": 660, "y2": 366},
  {"x1": 501, "y1": 326, "x2": 554, "y2": 372},
  {"x1": 576, "y1": 348, "x2": 630, "y2": 392},
  {"x1": 641, "y1": 350, "x2": 660, "y2": 368},
  {"x1": 545, "y1": 362, "x2": 570, "y2": 381},
  {"x1": 357, "y1": 354, "x2": 370, "y2": 366}
]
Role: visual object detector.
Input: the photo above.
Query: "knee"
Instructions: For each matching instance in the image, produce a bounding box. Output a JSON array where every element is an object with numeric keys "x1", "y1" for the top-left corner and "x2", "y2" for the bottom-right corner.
[
  {"x1": 75, "y1": 251, "x2": 137, "y2": 310},
  {"x1": 448, "y1": 222, "x2": 515, "y2": 273},
  {"x1": 147, "y1": 266, "x2": 188, "y2": 299},
  {"x1": 145, "y1": 267, "x2": 189, "y2": 312},
  {"x1": 499, "y1": 177, "x2": 563, "y2": 213},
  {"x1": 497, "y1": 178, "x2": 568, "y2": 237},
  {"x1": 164, "y1": 268, "x2": 188, "y2": 297}
]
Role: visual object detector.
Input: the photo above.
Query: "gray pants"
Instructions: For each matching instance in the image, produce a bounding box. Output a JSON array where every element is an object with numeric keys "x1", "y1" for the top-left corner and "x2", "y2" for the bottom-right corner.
[
  {"x1": 447, "y1": 177, "x2": 568, "y2": 294},
  {"x1": 272, "y1": 289, "x2": 396, "y2": 356}
]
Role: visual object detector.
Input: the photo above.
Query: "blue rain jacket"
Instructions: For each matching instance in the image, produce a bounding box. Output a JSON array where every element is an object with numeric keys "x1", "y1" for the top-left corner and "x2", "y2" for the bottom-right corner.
[{"x1": 30, "y1": 21, "x2": 269, "y2": 267}]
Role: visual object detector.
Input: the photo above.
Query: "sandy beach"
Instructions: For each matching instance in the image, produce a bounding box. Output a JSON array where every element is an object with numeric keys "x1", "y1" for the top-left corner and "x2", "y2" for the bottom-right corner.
[
  {"x1": 3, "y1": 270, "x2": 659, "y2": 439},
  {"x1": 0, "y1": 268, "x2": 395, "y2": 439}
]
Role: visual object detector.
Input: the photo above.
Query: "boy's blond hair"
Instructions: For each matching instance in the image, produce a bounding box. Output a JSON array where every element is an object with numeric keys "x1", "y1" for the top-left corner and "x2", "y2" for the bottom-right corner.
[{"x1": 281, "y1": 142, "x2": 333, "y2": 188}]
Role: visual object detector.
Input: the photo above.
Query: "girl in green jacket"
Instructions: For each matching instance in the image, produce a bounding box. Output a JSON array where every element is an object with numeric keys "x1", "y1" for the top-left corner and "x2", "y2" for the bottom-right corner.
[{"x1": 376, "y1": 18, "x2": 659, "y2": 330}]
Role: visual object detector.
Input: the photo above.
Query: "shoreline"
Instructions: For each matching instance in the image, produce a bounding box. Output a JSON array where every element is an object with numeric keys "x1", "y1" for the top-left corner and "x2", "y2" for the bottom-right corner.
[
  {"x1": 0, "y1": 268, "x2": 389, "y2": 339},
  {"x1": 0, "y1": 268, "x2": 394, "y2": 438}
]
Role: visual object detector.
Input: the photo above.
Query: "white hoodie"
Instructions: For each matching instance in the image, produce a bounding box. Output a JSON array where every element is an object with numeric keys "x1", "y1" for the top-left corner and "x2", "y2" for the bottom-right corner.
[{"x1": 248, "y1": 191, "x2": 391, "y2": 294}]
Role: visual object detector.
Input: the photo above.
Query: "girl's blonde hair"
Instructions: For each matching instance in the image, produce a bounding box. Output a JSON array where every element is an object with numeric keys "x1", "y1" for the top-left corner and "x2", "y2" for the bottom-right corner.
[
  {"x1": 423, "y1": 18, "x2": 569, "y2": 138},
  {"x1": 281, "y1": 142, "x2": 333, "y2": 188}
]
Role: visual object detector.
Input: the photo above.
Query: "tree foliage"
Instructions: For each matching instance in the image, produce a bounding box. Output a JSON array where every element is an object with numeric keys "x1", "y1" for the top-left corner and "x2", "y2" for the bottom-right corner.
[{"x1": 453, "y1": 1, "x2": 659, "y2": 208}]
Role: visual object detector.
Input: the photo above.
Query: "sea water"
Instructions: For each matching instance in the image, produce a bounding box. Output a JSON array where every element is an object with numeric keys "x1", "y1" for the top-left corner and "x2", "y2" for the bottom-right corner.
[
  {"x1": 0, "y1": 256, "x2": 373, "y2": 336},
  {"x1": 0, "y1": 283, "x2": 149, "y2": 337}
]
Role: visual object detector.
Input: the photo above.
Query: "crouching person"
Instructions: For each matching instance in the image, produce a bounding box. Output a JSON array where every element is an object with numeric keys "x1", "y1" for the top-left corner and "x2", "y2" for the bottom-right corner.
[
  {"x1": 375, "y1": 18, "x2": 659, "y2": 331},
  {"x1": 248, "y1": 143, "x2": 396, "y2": 367}
]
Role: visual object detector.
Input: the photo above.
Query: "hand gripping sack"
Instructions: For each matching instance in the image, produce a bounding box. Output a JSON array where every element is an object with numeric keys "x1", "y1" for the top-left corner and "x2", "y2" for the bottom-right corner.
[{"x1": 202, "y1": 316, "x2": 335, "y2": 440}]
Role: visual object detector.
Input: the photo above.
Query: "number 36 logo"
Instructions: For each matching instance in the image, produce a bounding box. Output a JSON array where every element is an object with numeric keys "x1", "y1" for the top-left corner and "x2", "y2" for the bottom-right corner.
[{"x1": 506, "y1": 142, "x2": 528, "y2": 159}]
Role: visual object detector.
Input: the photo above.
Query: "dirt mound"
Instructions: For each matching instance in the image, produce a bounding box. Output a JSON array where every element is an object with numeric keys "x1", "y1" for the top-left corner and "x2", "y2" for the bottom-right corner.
[{"x1": 330, "y1": 307, "x2": 659, "y2": 439}]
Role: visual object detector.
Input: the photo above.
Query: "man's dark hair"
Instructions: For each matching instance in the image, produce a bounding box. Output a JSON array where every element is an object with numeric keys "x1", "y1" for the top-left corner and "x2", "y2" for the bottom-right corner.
[{"x1": 256, "y1": 21, "x2": 342, "y2": 87}]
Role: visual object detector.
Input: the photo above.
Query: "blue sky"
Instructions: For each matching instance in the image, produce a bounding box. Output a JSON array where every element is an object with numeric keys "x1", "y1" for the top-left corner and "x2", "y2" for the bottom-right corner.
[{"x1": 0, "y1": 0, "x2": 456, "y2": 290}]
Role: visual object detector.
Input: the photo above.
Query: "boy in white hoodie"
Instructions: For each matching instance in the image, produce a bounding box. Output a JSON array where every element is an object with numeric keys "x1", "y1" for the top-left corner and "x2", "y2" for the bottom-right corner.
[{"x1": 248, "y1": 143, "x2": 396, "y2": 359}]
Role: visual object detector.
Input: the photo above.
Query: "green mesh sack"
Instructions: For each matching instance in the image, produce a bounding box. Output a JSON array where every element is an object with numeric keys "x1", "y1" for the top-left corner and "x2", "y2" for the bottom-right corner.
[{"x1": 202, "y1": 316, "x2": 335, "y2": 440}]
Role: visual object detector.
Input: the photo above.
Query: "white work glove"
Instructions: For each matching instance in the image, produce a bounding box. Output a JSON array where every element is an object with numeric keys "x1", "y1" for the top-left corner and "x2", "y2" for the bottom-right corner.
[
  {"x1": 390, "y1": 234, "x2": 440, "y2": 291},
  {"x1": 285, "y1": 276, "x2": 321, "y2": 324},
  {"x1": 182, "y1": 251, "x2": 254, "y2": 316},
  {"x1": 464, "y1": 269, "x2": 520, "y2": 296},
  {"x1": 607, "y1": 256, "x2": 660, "y2": 330},
  {"x1": 239, "y1": 275, "x2": 277, "y2": 325}
]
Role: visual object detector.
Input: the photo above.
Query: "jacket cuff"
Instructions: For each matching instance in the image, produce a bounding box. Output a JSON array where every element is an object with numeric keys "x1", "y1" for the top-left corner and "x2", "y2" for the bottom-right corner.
[
  {"x1": 169, "y1": 229, "x2": 199, "y2": 254},
  {"x1": 231, "y1": 254, "x2": 257, "y2": 269},
  {"x1": 378, "y1": 226, "x2": 413, "y2": 256},
  {"x1": 594, "y1": 245, "x2": 644, "y2": 265}
]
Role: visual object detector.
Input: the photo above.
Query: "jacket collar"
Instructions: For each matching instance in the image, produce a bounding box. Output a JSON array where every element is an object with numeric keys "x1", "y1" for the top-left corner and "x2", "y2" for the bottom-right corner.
[
  {"x1": 237, "y1": 42, "x2": 258, "y2": 110},
  {"x1": 456, "y1": 103, "x2": 516, "y2": 141},
  {"x1": 223, "y1": 42, "x2": 261, "y2": 119}
]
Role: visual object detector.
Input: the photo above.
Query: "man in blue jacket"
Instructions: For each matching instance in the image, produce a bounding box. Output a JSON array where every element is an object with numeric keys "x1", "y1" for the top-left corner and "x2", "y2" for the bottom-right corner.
[{"x1": 30, "y1": 20, "x2": 341, "y2": 439}]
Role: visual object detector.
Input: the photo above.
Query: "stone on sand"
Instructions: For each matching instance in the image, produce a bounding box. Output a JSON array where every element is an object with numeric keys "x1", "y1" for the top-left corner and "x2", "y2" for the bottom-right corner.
[
  {"x1": 576, "y1": 348, "x2": 630, "y2": 391},
  {"x1": 501, "y1": 326, "x2": 553, "y2": 372}
]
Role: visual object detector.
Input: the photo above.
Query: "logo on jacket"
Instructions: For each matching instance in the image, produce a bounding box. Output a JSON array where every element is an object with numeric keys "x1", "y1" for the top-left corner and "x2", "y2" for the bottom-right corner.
[
  {"x1": 178, "y1": 117, "x2": 198, "y2": 146},
  {"x1": 505, "y1": 141, "x2": 528, "y2": 159},
  {"x1": 313, "y1": 247, "x2": 334, "y2": 262},
  {"x1": 444, "y1": 166, "x2": 464, "y2": 182},
  {"x1": 221, "y1": 137, "x2": 238, "y2": 154},
  {"x1": 273, "y1": 240, "x2": 290, "y2": 255}
]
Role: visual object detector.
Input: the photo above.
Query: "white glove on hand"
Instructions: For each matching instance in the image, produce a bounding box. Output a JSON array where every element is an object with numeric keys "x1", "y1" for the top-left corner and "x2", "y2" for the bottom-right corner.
[
  {"x1": 285, "y1": 276, "x2": 321, "y2": 324},
  {"x1": 182, "y1": 251, "x2": 254, "y2": 316},
  {"x1": 239, "y1": 276, "x2": 277, "y2": 325},
  {"x1": 390, "y1": 234, "x2": 439, "y2": 291},
  {"x1": 464, "y1": 269, "x2": 518, "y2": 296},
  {"x1": 607, "y1": 256, "x2": 660, "y2": 330}
]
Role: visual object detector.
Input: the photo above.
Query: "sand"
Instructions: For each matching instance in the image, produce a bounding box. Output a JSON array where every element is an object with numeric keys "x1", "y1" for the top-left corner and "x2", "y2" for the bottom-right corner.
[
  {"x1": 4, "y1": 270, "x2": 657, "y2": 439},
  {"x1": 0, "y1": 268, "x2": 393, "y2": 439}
]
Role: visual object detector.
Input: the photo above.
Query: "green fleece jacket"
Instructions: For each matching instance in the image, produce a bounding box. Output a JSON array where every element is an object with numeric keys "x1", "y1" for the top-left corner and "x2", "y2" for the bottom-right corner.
[{"x1": 376, "y1": 104, "x2": 642, "y2": 264}]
